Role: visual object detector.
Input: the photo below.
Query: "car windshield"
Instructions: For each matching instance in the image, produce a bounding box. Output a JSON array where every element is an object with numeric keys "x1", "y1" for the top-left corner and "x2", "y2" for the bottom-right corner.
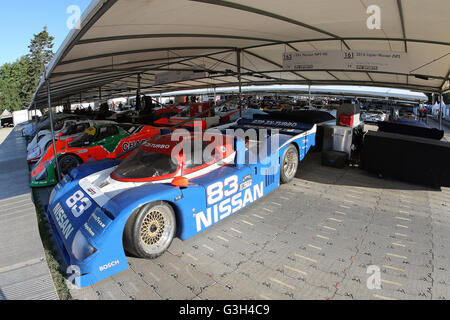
[
  {"x1": 68, "y1": 126, "x2": 97, "y2": 147},
  {"x1": 62, "y1": 123, "x2": 89, "y2": 136},
  {"x1": 54, "y1": 121, "x2": 65, "y2": 131},
  {"x1": 112, "y1": 148, "x2": 178, "y2": 180},
  {"x1": 118, "y1": 124, "x2": 141, "y2": 134}
]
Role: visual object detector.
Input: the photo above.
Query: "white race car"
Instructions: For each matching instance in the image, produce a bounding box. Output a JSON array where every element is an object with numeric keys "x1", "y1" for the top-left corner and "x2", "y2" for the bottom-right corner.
[
  {"x1": 214, "y1": 104, "x2": 238, "y2": 115},
  {"x1": 361, "y1": 109, "x2": 388, "y2": 123},
  {"x1": 27, "y1": 120, "x2": 116, "y2": 163}
]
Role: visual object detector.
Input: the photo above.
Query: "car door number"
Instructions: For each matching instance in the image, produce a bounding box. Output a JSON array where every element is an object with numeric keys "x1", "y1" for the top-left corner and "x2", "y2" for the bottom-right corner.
[{"x1": 207, "y1": 175, "x2": 239, "y2": 205}]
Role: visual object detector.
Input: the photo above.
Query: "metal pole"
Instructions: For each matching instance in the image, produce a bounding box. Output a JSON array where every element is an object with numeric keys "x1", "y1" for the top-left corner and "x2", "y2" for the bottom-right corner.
[
  {"x1": 440, "y1": 93, "x2": 443, "y2": 130},
  {"x1": 213, "y1": 86, "x2": 217, "y2": 106},
  {"x1": 236, "y1": 49, "x2": 242, "y2": 118},
  {"x1": 99, "y1": 87, "x2": 102, "y2": 101},
  {"x1": 308, "y1": 84, "x2": 312, "y2": 107},
  {"x1": 46, "y1": 79, "x2": 62, "y2": 181},
  {"x1": 136, "y1": 73, "x2": 142, "y2": 110}
]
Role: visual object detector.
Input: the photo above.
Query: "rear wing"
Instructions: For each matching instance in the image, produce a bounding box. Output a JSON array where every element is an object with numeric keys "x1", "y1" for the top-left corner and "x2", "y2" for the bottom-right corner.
[
  {"x1": 154, "y1": 117, "x2": 206, "y2": 130},
  {"x1": 228, "y1": 118, "x2": 317, "y2": 167},
  {"x1": 225, "y1": 118, "x2": 316, "y2": 136}
]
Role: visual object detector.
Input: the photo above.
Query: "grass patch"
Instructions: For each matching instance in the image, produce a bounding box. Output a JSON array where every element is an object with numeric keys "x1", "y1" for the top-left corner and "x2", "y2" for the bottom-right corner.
[{"x1": 32, "y1": 185, "x2": 72, "y2": 300}]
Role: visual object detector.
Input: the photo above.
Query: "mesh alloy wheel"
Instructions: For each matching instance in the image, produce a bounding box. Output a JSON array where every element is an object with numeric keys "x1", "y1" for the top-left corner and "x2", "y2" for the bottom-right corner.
[
  {"x1": 140, "y1": 209, "x2": 166, "y2": 246},
  {"x1": 280, "y1": 144, "x2": 299, "y2": 184},
  {"x1": 124, "y1": 201, "x2": 176, "y2": 259},
  {"x1": 283, "y1": 148, "x2": 297, "y2": 178}
]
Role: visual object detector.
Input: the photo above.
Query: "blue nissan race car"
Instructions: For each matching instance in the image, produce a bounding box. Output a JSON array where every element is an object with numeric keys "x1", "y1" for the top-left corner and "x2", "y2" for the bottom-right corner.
[{"x1": 46, "y1": 118, "x2": 317, "y2": 287}]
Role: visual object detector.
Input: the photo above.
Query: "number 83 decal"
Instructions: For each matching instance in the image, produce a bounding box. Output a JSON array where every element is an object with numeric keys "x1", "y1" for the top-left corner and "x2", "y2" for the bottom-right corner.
[{"x1": 66, "y1": 190, "x2": 92, "y2": 217}]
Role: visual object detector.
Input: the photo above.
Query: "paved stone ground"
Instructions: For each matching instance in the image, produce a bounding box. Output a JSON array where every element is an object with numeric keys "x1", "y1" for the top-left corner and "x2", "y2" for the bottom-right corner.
[
  {"x1": 35, "y1": 145, "x2": 450, "y2": 300},
  {"x1": 0, "y1": 126, "x2": 58, "y2": 300}
]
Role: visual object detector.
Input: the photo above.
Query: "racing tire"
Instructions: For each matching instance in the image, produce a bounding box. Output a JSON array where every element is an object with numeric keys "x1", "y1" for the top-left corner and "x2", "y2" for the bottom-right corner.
[
  {"x1": 124, "y1": 201, "x2": 176, "y2": 259},
  {"x1": 58, "y1": 154, "x2": 82, "y2": 176},
  {"x1": 280, "y1": 144, "x2": 299, "y2": 184}
]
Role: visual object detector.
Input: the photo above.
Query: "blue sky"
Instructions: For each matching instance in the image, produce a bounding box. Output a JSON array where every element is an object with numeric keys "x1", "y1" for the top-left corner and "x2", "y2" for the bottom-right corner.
[{"x1": 0, "y1": 0, "x2": 92, "y2": 65}]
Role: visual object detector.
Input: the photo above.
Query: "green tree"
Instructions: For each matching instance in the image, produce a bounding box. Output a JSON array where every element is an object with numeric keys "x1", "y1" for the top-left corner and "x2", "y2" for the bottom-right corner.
[
  {"x1": 0, "y1": 57, "x2": 29, "y2": 112},
  {"x1": 27, "y1": 25, "x2": 55, "y2": 91},
  {"x1": 0, "y1": 26, "x2": 54, "y2": 113}
]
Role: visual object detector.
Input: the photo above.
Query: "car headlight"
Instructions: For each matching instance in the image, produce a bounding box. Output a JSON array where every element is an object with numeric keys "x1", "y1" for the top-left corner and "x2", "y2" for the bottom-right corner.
[
  {"x1": 72, "y1": 230, "x2": 96, "y2": 261},
  {"x1": 29, "y1": 147, "x2": 40, "y2": 158},
  {"x1": 35, "y1": 168, "x2": 48, "y2": 181}
]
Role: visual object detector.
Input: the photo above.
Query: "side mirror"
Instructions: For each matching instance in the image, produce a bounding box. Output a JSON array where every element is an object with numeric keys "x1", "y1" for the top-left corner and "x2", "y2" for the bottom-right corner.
[
  {"x1": 66, "y1": 137, "x2": 73, "y2": 143},
  {"x1": 171, "y1": 176, "x2": 189, "y2": 187}
]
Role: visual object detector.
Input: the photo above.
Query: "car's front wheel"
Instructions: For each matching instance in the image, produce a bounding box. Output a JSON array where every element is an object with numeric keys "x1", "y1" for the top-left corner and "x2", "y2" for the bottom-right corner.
[{"x1": 124, "y1": 201, "x2": 176, "y2": 259}]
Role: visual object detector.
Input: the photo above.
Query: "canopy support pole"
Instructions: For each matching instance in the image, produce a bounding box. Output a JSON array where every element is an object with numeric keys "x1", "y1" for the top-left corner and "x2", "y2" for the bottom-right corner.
[
  {"x1": 236, "y1": 49, "x2": 242, "y2": 117},
  {"x1": 99, "y1": 87, "x2": 102, "y2": 100},
  {"x1": 440, "y1": 93, "x2": 443, "y2": 130},
  {"x1": 308, "y1": 84, "x2": 312, "y2": 107},
  {"x1": 136, "y1": 73, "x2": 141, "y2": 110},
  {"x1": 46, "y1": 79, "x2": 62, "y2": 181}
]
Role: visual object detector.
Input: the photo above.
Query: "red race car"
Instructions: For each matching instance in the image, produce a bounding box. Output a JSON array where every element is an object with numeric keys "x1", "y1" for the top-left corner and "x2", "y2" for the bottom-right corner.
[{"x1": 30, "y1": 123, "x2": 163, "y2": 187}]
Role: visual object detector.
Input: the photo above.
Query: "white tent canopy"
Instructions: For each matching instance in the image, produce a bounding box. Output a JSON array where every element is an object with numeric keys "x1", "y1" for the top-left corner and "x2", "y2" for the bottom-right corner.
[
  {"x1": 30, "y1": 0, "x2": 450, "y2": 107},
  {"x1": 151, "y1": 85, "x2": 428, "y2": 102},
  {"x1": 0, "y1": 109, "x2": 12, "y2": 119}
]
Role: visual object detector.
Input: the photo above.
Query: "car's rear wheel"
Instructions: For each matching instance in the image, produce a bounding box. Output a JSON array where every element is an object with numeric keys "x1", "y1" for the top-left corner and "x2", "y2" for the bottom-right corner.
[
  {"x1": 58, "y1": 154, "x2": 81, "y2": 176},
  {"x1": 280, "y1": 144, "x2": 299, "y2": 184},
  {"x1": 124, "y1": 201, "x2": 176, "y2": 259}
]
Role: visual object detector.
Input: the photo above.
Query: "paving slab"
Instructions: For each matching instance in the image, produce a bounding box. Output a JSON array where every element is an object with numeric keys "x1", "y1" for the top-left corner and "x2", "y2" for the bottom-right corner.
[
  {"x1": 30, "y1": 140, "x2": 450, "y2": 300},
  {"x1": 0, "y1": 126, "x2": 58, "y2": 300}
]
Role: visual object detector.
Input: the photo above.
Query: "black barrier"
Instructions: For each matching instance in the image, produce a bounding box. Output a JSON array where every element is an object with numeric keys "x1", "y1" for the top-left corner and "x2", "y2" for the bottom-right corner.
[
  {"x1": 377, "y1": 121, "x2": 444, "y2": 140},
  {"x1": 361, "y1": 130, "x2": 450, "y2": 188}
]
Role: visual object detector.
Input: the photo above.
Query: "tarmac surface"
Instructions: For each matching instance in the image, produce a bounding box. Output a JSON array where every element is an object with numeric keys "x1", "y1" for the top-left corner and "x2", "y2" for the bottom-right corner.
[
  {"x1": 0, "y1": 126, "x2": 58, "y2": 300},
  {"x1": 0, "y1": 127, "x2": 13, "y2": 145},
  {"x1": 34, "y1": 127, "x2": 450, "y2": 300}
]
